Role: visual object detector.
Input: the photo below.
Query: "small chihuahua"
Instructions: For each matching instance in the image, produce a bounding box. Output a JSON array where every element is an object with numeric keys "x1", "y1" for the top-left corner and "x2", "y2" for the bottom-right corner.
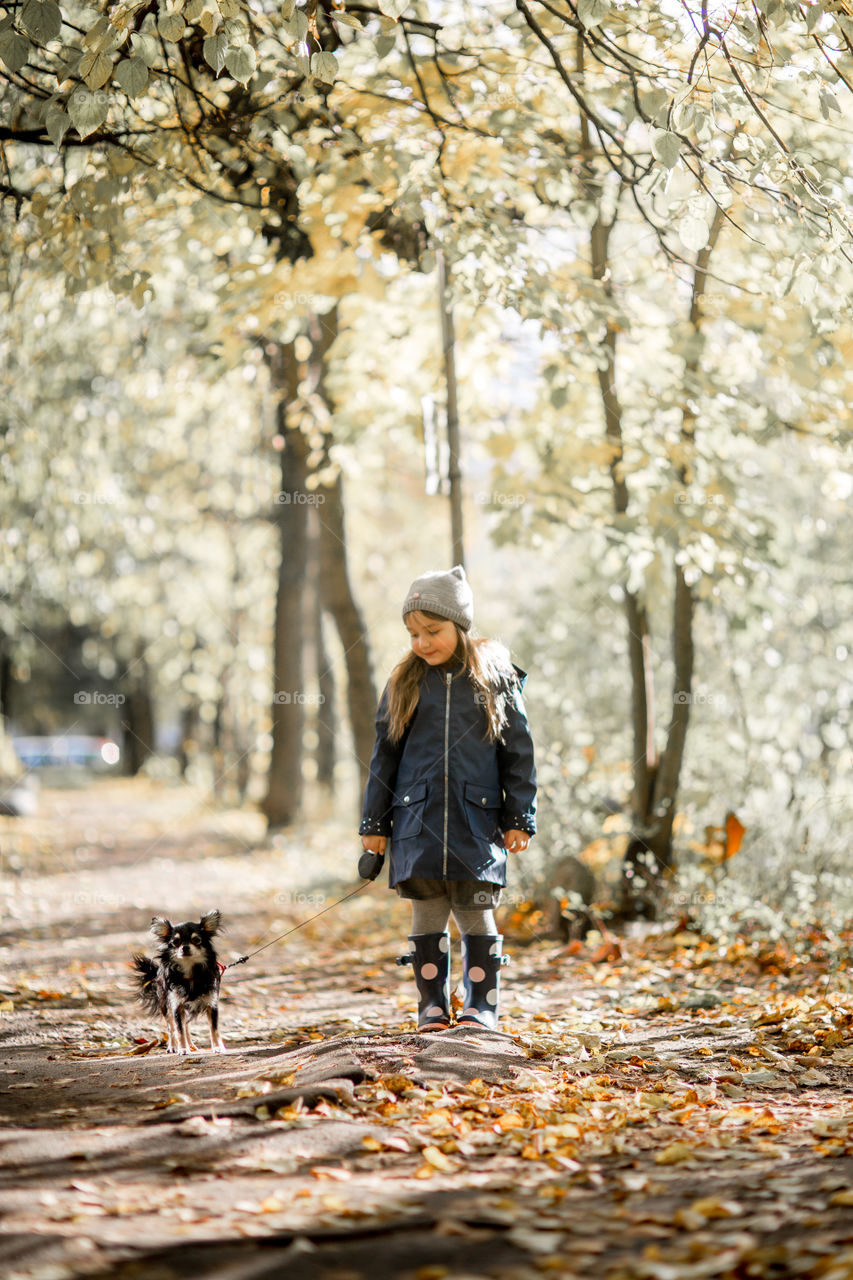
[{"x1": 131, "y1": 910, "x2": 226, "y2": 1054}]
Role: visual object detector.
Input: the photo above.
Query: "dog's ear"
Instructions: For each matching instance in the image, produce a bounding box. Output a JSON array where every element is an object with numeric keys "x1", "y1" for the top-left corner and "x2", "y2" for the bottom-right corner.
[
  {"x1": 149, "y1": 916, "x2": 172, "y2": 940},
  {"x1": 200, "y1": 909, "x2": 222, "y2": 935}
]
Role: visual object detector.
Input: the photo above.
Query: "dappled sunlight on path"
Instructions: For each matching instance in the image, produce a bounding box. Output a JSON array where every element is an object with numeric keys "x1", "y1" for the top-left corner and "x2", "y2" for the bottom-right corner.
[{"x1": 2, "y1": 780, "x2": 853, "y2": 1279}]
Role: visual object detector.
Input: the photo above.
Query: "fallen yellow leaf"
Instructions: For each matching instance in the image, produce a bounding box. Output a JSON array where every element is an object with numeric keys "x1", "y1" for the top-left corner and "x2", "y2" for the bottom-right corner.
[
  {"x1": 674, "y1": 1206, "x2": 707, "y2": 1230},
  {"x1": 422, "y1": 1145, "x2": 457, "y2": 1172},
  {"x1": 690, "y1": 1197, "x2": 743, "y2": 1218},
  {"x1": 380, "y1": 1075, "x2": 414, "y2": 1093},
  {"x1": 495, "y1": 1112, "x2": 524, "y2": 1131},
  {"x1": 654, "y1": 1142, "x2": 696, "y2": 1165},
  {"x1": 258, "y1": 1196, "x2": 286, "y2": 1212}
]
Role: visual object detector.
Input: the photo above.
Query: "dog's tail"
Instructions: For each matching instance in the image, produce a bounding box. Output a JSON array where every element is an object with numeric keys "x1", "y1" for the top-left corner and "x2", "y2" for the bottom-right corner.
[{"x1": 130, "y1": 954, "x2": 160, "y2": 1014}]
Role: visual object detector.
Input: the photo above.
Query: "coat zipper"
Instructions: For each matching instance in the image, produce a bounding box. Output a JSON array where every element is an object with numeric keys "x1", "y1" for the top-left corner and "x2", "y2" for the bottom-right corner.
[{"x1": 443, "y1": 669, "x2": 452, "y2": 877}]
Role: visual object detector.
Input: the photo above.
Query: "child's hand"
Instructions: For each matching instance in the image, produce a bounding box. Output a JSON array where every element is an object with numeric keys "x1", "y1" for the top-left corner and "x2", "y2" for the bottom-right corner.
[
  {"x1": 503, "y1": 830, "x2": 531, "y2": 852},
  {"x1": 361, "y1": 835, "x2": 387, "y2": 855}
]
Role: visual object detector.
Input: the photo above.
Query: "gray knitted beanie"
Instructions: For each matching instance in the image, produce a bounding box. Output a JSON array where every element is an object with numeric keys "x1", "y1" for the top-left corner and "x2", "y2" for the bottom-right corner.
[{"x1": 402, "y1": 565, "x2": 474, "y2": 631}]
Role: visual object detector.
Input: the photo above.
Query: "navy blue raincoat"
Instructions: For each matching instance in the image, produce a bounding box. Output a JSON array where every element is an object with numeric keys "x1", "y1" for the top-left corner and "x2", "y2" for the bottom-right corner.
[{"x1": 359, "y1": 645, "x2": 537, "y2": 888}]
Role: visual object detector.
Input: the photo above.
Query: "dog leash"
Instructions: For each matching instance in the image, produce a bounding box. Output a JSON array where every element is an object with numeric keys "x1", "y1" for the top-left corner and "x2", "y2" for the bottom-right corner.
[{"x1": 220, "y1": 853, "x2": 384, "y2": 974}]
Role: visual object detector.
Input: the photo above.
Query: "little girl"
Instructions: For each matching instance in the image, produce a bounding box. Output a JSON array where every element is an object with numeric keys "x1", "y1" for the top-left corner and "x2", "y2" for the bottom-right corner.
[{"x1": 359, "y1": 565, "x2": 537, "y2": 1033}]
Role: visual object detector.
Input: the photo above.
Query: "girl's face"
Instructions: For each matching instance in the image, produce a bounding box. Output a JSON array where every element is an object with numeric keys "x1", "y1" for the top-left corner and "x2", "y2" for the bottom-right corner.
[{"x1": 405, "y1": 612, "x2": 460, "y2": 666}]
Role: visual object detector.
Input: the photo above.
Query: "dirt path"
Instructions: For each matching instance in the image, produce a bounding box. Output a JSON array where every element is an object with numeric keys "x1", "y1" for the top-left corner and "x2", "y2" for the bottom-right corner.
[{"x1": 1, "y1": 779, "x2": 853, "y2": 1280}]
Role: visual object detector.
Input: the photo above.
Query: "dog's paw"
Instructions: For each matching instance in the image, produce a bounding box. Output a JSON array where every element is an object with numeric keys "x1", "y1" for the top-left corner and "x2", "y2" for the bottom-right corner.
[{"x1": 211, "y1": 1040, "x2": 227, "y2": 1054}]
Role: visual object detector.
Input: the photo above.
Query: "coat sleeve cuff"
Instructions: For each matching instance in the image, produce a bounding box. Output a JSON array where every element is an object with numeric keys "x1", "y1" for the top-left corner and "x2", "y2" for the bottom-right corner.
[
  {"x1": 359, "y1": 816, "x2": 391, "y2": 837},
  {"x1": 500, "y1": 811, "x2": 536, "y2": 835}
]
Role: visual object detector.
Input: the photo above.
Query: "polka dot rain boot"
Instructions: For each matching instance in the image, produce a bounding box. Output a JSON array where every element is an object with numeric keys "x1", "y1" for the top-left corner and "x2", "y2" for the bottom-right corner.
[
  {"x1": 404, "y1": 932, "x2": 451, "y2": 1032},
  {"x1": 457, "y1": 934, "x2": 506, "y2": 1031}
]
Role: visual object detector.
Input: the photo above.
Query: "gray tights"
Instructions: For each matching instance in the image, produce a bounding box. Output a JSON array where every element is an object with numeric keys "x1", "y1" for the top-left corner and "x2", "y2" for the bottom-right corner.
[{"x1": 410, "y1": 897, "x2": 496, "y2": 936}]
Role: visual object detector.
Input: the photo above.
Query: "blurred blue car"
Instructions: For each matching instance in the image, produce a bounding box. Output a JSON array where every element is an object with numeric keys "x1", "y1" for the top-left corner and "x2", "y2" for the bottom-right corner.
[{"x1": 12, "y1": 734, "x2": 121, "y2": 770}]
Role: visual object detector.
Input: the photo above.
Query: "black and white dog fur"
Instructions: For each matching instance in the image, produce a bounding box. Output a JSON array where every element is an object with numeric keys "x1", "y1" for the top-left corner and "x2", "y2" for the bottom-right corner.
[{"x1": 131, "y1": 910, "x2": 226, "y2": 1054}]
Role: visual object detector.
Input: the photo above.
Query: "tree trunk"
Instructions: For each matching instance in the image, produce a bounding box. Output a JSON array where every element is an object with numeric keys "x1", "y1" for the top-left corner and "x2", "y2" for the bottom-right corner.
[
  {"x1": 228, "y1": 537, "x2": 252, "y2": 805},
  {"x1": 0, "y1": 637, "x2": 12, "y2": 723},
  {"x1": 211, "y1": 689, "x2": 226, "y2": 801},
  {"x1": 315, "y1": 466, "x2": 377, "y2": 799},
  {"x1": 307, "y1": 306, "x2": 379, "y2": 801},
  {"x1": 437, "y1": 246, "x2": 465, "y2": 567},
  {"x1": 618, "y1": 210, "x2": 726, "y2": 914},
  {"x1": 260, "y1": 340, "x2": 311, "y2": 829},
  {"x1": 120, "y1": 645, "x2": 155, "y2": 776},
  {"x1": 313, "y1": 575, "x2": 336, "y2": 789},
  {"x1": 177, "y1": 700, "x2": 200, "y2": 778},
  {"x1": 0, "y1": 635, "x2": 20, "y2": 778},
  {"x1": 305, "y1": 483, "x2": 336, "y2": 790},
  {"x1": 213, "y1": 538, "x2": 250, "y2": 806},
  {"x1": 587, "y1": 191, "x2": 661, "y2": 914},
  {"x1": 577, "y1": 34, "x2": 679, "y2": 917},
  {"x1": 261, "y1": 307, "x2": 378, "y2": 819},
  {"x1": 630, "y1": 204, "x2": 727, "y2": 878},
  {"x1": 649, "y1": 561, "x2": 695, "y2": 849}
]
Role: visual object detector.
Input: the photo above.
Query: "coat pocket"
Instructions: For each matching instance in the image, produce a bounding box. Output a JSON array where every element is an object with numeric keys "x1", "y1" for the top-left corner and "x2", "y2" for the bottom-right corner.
[
  {"x1": 391, "y1": 779, "x2": 428, "y2": 840},
  {"x1": 463, "y1": 781, "x2": 502, "y2": 842}
]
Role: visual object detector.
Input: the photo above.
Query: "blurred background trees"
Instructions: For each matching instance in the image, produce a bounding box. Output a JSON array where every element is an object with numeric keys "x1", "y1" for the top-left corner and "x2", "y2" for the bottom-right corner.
[{"x1": 1, "y1": 0, "x2": 851, "y2": 925}]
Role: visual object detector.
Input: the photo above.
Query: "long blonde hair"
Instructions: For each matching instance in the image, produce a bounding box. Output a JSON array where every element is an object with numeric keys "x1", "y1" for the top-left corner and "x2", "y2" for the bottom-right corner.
[{"x1": 384, "y1": 611, "x2": 518, "y2": 744}]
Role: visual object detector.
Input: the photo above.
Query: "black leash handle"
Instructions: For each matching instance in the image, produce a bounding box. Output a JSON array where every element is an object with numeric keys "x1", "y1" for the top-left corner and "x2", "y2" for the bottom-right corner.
[
  {"x1": 358, "y1": 850, "x2": 384, "y2": 881},
  {"x1": 222, "y1": 863, "x2": 382, "y2": 973}
]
